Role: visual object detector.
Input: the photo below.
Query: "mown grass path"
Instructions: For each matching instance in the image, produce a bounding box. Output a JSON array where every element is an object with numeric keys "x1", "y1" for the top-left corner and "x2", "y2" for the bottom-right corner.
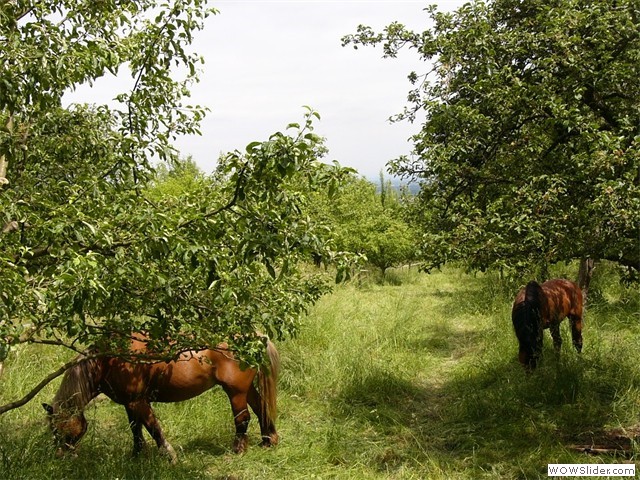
[{"x1": 0, "y1": 267, "x2": 638, "y2": 479}]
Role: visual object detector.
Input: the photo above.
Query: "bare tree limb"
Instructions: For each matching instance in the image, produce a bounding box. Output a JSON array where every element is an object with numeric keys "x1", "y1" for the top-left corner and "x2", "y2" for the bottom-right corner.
[
  {"x1": 0, "y1": 354, "x2": 99, "y2": 415},
  {"x1": 179, "y1": 164, "x2": 248, "y2": 229}
]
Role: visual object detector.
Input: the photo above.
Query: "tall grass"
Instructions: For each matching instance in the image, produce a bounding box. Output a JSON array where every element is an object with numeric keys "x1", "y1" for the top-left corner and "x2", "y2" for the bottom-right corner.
[{"x1": 0, "y1": 266, "x2": 637, "y2": 479}]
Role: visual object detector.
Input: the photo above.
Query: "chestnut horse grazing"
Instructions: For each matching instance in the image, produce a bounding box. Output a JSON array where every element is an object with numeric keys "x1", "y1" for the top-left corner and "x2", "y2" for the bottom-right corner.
[
  {"x1": 43, "y1": 335, "x2": 279, "y2": 463},
  {"x1": 512, "y1": 279, "x2": 583, "y2": 370}
]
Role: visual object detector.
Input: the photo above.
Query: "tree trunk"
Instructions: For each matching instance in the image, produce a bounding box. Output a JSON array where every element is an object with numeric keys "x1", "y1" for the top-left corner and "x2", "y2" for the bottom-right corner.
[
  {"x1": 577, "y1": 257, "x2": 595, "y2": 304},
  {"x1": 0, "y1": 158, "x2": 7, "y2": 185},
  {"x1": 0, "y1": 114, "x2": 13, "y2": 187}
]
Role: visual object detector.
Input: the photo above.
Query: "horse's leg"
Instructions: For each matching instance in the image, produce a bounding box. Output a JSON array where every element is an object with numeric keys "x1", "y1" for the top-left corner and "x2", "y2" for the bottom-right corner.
[
  {"x1": 127, "y1": 400, "x2": 177, "y2": 464},
  {"x1": 247, "y1": 383, "x2": 278, "y2": 447},
  {"x1": 224, "y1": 389, "x2": 251, "y2": 454},
  {"x1": 569, "y1": 314, "x2": 583, "y2": 353},
  {"x1": 125, "y1": 405, "x2": 146, "y2": 456},
  {"x1": 550, "y1": 321, "x2": 562, "y2": 354}
]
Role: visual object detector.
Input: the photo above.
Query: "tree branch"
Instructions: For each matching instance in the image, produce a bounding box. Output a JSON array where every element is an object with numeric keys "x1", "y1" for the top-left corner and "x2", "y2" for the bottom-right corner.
[
  {"x1": 11, "y1": 244, "x2": 51, "y2": 263},
  {"x1": 568, "y1": 445, "x2": 634, "y2": 456},
  {"x1": 179, "y1": 164, "x2": 247, "y2": 229},
  {"x1": 0, "y1": 354, "x2": 100, "y2": 415}
]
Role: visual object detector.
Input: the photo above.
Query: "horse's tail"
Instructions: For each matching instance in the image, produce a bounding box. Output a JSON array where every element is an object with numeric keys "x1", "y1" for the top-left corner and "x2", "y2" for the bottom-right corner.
[
  {"x1": 512, "y1": 280, "x2": 544, "y2": 368},
  {"x1": 258, "y1": 338, "x2": 279, "y2": 422}
]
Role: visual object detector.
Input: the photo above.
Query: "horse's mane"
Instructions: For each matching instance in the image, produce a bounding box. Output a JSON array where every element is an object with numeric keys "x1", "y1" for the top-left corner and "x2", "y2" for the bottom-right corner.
[
  {"x1": 523, "y1": 280, "x2": 543, "y2": 306},
  {"x1": 52, "y1": 357, "x2": 100, "y2": 412},
  {"x1": 512, "y1": 281, "x2": 544, "y2": 366}
]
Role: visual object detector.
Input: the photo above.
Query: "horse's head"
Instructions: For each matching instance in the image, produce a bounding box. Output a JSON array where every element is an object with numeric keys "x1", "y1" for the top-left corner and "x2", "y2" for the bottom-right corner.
[
  {"x1": 513, "y1": 309, "x2": 542, "y2": 371},
  {"x1": 43, "y1": 403, "x2": 88, "y2": 456},
  {"x1": 518, "y1": 349, "x2": 538, "y2": 371}
]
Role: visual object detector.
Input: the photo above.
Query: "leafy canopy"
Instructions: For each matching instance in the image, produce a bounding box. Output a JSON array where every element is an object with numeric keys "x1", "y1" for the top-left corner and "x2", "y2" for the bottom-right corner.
[
  {"x1": 343, "y1": 0, "x2": 639, "y2": 276},
  {"x1": 0, "y1": 0, "x2": 352, "y2": 385}
]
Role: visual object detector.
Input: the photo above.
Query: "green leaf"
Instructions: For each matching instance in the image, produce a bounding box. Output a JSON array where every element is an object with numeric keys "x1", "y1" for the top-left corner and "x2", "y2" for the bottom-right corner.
[{"x1": 246, "y1": 141, "x2": 262, "y2": 153}]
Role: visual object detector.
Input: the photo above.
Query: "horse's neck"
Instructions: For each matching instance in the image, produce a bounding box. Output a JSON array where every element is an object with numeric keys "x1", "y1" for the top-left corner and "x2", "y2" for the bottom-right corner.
[{"x1": 54, "y1": 358, "x2": 101, "y2": 412}]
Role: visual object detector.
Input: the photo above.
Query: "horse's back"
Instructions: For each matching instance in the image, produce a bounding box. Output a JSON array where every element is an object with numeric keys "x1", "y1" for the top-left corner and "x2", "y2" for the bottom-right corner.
[
  {"x1": 512, "y1": 280, "x2": 543, "y2": 310},
  {"x1": 99, "y1": 341, "x2": 256, "y2": 404},
  {"x1": 513, "y1": 278, "x2": 582, "y2": 323},
  {"x1": 540, "y1": 278, "x2": 579, "y2": 293},
  {"x1": 540, "y1": 279, "x2": 583, "y2": 321}
]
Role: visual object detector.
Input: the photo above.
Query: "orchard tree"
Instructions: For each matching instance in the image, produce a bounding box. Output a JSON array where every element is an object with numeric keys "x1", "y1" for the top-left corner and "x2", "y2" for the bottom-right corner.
[
  {"x1": 0, "y1": 1, "x2": 352, "y2": 411},
  {"x1": 314, "y1": 174, "x2": 417, "y2": 278},
  {"x1": 343, "y1": 0, "x2": 639, "y2": 290},
  {"x1": 148, "y1": 155, "x2": 205, "y2": 200}
]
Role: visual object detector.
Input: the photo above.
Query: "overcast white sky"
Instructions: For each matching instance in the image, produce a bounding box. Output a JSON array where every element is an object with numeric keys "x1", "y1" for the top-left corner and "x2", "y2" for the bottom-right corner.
[{"x1": 69, "y1": 1, "x2": 468, "y2": 178}]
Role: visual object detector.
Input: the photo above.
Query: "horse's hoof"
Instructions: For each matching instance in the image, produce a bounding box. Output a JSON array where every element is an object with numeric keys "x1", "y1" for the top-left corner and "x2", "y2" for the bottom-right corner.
[
  {"x1": 56, "y1": 447, "x2": 78, "y2": 460},
  {"x1": 261, "y1": 433, "x2": 279, "y2": 447},
  {"x1": 132, "y1": 442, "x2": 149, "y2": 457},
  {"x1": 160, "y1": 443, "x2": 178, "y2": 465},
  {"x1": 233, "y1": 435, "x2": 248, "y2": 454}
]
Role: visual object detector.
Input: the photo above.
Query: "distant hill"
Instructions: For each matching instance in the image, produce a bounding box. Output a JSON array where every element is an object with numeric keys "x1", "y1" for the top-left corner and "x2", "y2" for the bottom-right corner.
[{"x1": 366, "y1": 176, "x2": 421, "y2": 195}]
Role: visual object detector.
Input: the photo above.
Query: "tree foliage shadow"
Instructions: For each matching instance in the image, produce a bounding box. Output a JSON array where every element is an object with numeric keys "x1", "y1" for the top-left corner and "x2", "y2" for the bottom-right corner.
[
  {"x1": 329, "y1": 343, "x2": 639, "y2": 476},
  {"x1": 324, "y1": 268, "x2": 639, "y2": 475},
  {"x1": 182, "y1": 435, "x2": 236, "y2": 456}
]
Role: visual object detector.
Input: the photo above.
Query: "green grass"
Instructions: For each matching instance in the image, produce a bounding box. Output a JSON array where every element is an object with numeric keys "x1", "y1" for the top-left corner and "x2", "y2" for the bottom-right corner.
[{"x1": 0, "y1": 266, "x2": 638, "y2": 479}]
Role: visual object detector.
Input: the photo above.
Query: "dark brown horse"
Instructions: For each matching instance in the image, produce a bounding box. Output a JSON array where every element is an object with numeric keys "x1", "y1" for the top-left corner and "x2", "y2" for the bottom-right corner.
[
  {"x1": 512, "y1": 278, "x2": 583, "y2": 370},
  {"x1": 43, "y1": 335, "x2": 279, "y2": 463}
]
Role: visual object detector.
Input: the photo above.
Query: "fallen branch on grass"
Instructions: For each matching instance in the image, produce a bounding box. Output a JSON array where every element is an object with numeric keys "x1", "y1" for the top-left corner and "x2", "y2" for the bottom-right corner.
[{"x1": 569, "y1": 445, "x2": 635, "y2": 457}]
